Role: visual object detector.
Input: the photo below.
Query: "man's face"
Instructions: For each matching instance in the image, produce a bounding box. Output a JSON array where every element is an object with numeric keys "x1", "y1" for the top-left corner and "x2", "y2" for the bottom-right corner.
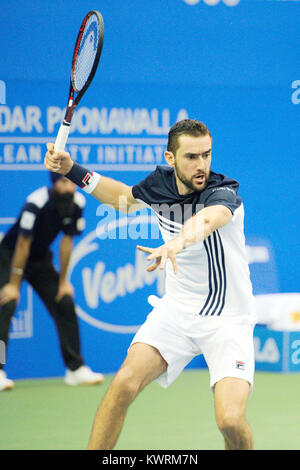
[
  {"x1": 166, "y1": 134, "x2": 212, "y2": 195},
  {"x1": 52, "y1": 177, "x2": 76, "y2": 217}
]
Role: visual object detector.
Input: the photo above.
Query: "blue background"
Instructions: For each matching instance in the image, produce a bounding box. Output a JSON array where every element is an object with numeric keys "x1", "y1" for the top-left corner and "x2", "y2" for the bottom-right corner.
[{"x1": 0, "y1": 0, "x2": 299, "y2": 379}]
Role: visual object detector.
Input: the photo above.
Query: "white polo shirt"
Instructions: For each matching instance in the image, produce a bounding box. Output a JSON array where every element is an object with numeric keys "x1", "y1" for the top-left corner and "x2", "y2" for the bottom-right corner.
[{"x1": 132, "y1": 165, "x2": 255, "y2": 319}]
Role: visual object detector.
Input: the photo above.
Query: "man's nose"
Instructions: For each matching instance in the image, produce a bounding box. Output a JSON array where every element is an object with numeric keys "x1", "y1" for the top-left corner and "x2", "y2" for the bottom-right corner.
[{"x1": 195, "y1": 156, "x2": 205, "y2": 171}]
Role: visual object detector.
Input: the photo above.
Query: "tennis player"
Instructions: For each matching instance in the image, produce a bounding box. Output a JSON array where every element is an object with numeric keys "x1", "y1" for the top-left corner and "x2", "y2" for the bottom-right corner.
[{"x1": 45, "y1": 119, "x2": 256, "y2": 450}]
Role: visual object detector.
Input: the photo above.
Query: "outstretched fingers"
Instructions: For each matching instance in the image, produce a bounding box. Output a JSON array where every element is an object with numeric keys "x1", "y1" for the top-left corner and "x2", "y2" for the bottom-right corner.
[
  {"x1": 168, "y1": 251, "x2": 178, "y2": 275},
  {"x1": 137, "y1": 244, "x2": 178, "y2": 274},
  {"x1": 137, "y1": 245, "x2": 161, "y2": 272},
  {"x1": 136, "y1": 245, "x2": 153, "y2": 255}
]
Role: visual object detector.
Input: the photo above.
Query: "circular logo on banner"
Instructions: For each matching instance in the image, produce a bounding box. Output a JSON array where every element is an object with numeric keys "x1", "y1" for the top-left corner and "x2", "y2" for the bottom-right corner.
[{"x1": 68, "y1": 213, "x2": 164, "y2": 334}]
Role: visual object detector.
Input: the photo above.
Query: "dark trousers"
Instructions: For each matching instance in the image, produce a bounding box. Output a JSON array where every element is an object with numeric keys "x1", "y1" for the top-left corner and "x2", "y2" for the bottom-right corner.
[{"x1": 0, "y1": 244, "x2": 83, "y2": 372}]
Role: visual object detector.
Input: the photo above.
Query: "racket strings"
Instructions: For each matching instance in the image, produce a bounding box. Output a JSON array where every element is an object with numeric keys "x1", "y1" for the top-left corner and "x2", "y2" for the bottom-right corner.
[{"x1": 74, "y1": 14, "x2": 99, "y2": 92}]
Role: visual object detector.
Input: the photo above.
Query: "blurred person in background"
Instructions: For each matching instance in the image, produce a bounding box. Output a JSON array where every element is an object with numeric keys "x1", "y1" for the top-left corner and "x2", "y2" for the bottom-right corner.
[{"x1": 0, "y1": 173, "x2": 104, "y2": 391}]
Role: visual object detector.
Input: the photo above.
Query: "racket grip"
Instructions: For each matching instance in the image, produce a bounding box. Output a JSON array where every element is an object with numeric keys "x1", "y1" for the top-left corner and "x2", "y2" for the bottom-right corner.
[{"x1": 54, "y1": 123, "x2": 70, "y2": 152}]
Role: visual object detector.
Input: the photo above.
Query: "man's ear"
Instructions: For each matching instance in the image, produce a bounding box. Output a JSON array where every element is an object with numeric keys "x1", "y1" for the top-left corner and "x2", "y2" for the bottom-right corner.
[{"x1": 164, "y1": 151, "x2": 175, "y2": 168}]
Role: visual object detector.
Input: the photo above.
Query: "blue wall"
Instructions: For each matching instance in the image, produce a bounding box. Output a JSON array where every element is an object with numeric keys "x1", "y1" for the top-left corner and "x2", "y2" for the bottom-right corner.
[{"x1": 0, "y1": 0, "x2": 299, "y2": 379}]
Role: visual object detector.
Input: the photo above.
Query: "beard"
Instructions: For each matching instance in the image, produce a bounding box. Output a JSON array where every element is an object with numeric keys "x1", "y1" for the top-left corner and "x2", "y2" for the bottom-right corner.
[
  {"x1": 174, "y1": 161, "x2": 210, "y2": 193},
  {"x1": 50, "y1": 190, "x2": 75, "y2": 217}
]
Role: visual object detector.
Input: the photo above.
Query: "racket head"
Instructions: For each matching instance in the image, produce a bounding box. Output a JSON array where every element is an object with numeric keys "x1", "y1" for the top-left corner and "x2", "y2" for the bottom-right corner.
[{"x1": 71, "y1": 10, "x2": 104, "y2": 97}]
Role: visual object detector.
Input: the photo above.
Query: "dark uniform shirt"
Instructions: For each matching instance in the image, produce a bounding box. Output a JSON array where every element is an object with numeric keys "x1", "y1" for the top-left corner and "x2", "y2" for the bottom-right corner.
[{"x1": 2, "y1": 186, "x2": 86, "y2": 261}]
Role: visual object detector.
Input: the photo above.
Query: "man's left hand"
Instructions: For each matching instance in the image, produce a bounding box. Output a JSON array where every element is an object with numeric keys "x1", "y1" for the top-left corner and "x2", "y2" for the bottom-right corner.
[{"x1": 137, "y1": 237, "x2": 185, "y2": 274}]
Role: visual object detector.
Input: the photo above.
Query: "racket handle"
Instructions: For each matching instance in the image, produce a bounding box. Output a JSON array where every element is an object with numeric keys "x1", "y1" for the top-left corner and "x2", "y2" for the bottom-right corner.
[{"x1": 54, "y1": 122, "x2": 70, "y2": 152}]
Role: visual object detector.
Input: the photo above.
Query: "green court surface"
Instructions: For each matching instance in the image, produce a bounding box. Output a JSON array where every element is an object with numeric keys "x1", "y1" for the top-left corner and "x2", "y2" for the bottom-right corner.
[{"x1": 0, "y1": 369, "x2": 299, "y2": 450}]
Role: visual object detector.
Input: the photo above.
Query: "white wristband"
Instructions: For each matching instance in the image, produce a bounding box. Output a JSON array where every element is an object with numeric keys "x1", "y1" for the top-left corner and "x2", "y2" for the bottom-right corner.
[{"x1": 82, "y1": 172, "x2": 101, "y2": 194}]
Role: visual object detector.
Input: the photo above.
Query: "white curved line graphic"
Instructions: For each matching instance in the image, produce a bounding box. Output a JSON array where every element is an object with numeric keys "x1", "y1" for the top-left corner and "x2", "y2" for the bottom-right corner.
[{"x1": 69, "y1": 214, "x2": 158, "y2": 333}]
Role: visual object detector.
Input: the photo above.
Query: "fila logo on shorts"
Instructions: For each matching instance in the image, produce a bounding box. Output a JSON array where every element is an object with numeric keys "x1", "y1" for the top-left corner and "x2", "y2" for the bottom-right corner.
[{"x1": 236, "y1": 360, "x2": 245, "y2": 370}]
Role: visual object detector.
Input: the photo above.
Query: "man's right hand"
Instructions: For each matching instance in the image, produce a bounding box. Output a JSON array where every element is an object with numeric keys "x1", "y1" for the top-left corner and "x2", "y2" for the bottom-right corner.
[
  {"x1": 0, "y1": 283, "x2": 20, "y2": 306},
  {"x1": 44, "y1": 143, "x2": 74, "y2": 175}
]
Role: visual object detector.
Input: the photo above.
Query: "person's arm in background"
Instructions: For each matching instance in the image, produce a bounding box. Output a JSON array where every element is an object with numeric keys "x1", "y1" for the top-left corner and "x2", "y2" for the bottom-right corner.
[
  {"x1": 55, "y1": 234, "x2": 74, "y2": 302},
  {"x1": 0, "y1": 234, "x2": 32, "y2": 306}
]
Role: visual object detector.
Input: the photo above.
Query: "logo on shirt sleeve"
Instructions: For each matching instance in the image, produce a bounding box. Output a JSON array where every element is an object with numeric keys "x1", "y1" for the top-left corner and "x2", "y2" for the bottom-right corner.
[{"x1": 211, "y1": 187, "x2": 236, "y2": 195}]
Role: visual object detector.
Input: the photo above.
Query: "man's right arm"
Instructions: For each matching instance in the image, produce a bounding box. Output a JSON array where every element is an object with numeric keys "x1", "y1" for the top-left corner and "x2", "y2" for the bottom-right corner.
[
  {"x1": 44, "y1": 143, "x2": 140, "y2": 213},
  {"x1": 91, "y1": 175, "x2": 139, "y2": 213}
]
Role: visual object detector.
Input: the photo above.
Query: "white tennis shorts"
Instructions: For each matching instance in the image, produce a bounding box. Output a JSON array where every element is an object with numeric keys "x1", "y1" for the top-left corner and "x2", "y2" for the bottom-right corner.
[{"x1": 130, "y1": 295, "x2": 256, "y2": 390}]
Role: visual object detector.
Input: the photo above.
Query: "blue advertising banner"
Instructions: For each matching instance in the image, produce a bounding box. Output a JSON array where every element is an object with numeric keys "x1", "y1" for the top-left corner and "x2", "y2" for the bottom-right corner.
[
  {"x1": 0, "y1": 0, "x2": 299, "y2": 380},
  {"x1": 254, "y1": 326, "x2": 300, "y2": 373}
]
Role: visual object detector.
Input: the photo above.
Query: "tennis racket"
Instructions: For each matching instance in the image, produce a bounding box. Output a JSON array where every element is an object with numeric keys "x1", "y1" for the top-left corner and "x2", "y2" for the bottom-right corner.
[{"x1": 54, "y1": 10, "x2": 104, "y2": 152}]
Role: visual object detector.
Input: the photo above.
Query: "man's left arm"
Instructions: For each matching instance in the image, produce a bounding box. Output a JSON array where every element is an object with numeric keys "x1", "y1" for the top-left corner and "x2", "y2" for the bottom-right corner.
[
  {"x1": 137, "y1": 205, "x2": 232, "y2": 274},
  {"x1": 56, "y1": 235, "x2": 74, "y2": 301},
  {"x1": 179, "y1": 204, "x2": 232, "y2": 248}
]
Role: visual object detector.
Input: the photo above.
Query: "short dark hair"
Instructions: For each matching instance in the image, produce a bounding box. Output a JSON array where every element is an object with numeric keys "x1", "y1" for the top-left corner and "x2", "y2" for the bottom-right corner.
[{"x1": 167, "y1": 119, "x2": 212, "y2": 155}]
